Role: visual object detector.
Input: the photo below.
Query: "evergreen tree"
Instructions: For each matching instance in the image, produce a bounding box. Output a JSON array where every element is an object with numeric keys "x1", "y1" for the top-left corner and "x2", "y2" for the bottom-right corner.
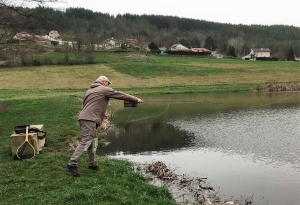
[
  {"x1": 221, "y1": 44, "x2": 227, "y2": 54},
  {"x1": 287, "y1": 45, "x2": 295, "y2": 61},
  {"x1": 148, "y1": 42, "x2": 159, "y2": 50},
  {"x1": 179, "y1": 38, "x2": 190, "y2": 47},
  {"x1": 204, "y1": 36, "x2": 217, "y2": 51},
  {"x1": 190, "y1": 37, "x2": 200, "y2": 47},
  {"x1": 227, "y1": 45, "x2": 236, "y2": 57}
]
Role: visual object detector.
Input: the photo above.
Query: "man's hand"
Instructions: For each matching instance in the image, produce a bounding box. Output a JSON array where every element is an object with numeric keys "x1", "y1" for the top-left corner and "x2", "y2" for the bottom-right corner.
[{"x1": 137, "y1": 98, "x2": 143, "y2": 103}]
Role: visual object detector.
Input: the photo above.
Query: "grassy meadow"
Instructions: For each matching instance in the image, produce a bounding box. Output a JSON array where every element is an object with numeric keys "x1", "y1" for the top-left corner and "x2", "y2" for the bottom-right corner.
[
  {"x1": 0, "y1": 52, "x2": 299, "y2": 204},
  {"x1": 1, "y1": 53, "x2": 299, "y2": 92}
]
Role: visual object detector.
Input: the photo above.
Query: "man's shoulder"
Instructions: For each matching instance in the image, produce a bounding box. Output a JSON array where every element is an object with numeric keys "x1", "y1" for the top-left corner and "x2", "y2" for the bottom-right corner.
[{"x1": 90, "y1": 85, "x2": 115, "y2": 94}]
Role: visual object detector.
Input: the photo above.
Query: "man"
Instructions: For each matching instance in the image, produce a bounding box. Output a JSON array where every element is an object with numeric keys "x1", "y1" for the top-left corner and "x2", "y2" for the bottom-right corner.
[{"x1": 66, "y1": 75, "x2": 143, "y2": 177}]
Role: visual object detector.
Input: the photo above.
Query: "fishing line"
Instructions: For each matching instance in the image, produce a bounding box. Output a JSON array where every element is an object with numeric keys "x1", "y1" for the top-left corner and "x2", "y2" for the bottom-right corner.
[
  {"x1": 120, "y1": 106, "x2": 135, "y2": 127},
  {"x1": 145, "y1": 92, "x2": 299, "y2": 108},
  {"x1": 120, "y1": 92, "x2": 299, "y2": 124}
]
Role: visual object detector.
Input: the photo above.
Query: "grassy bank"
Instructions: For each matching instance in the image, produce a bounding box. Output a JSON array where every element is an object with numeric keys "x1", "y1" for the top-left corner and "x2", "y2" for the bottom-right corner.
[
  {"x1": 0, "y1": 91, "x2": 174, "y2": 205},
  {"x1": 0, "y1": 53, "x2": 299, "y2": 204}
]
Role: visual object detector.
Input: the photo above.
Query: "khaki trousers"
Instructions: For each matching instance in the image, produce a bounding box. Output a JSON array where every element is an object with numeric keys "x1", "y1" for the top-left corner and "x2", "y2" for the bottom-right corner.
[{"x1": 68, "y1": 120, "x2": 98, "y2": 167}]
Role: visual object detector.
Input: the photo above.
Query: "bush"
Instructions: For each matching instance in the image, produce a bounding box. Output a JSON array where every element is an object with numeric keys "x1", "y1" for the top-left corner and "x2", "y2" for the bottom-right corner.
[
  {"x1": 256, "y1": 57, "x2": 278, "y2": 61},
  {"x1": 167, "y1": 50, "x2": 211, "y2": 56}
]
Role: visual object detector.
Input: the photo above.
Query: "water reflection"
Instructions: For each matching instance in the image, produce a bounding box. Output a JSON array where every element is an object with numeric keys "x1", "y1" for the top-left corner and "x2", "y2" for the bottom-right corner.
[
  {"x1": 98, "y1": 92, "x2": 300, "y2": 205},
  {"x1": 100, "y1": 120, "x2": 195, "y2": 154}
]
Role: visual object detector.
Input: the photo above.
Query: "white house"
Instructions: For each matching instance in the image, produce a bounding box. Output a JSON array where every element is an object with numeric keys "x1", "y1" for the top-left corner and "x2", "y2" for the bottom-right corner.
[
  {"x1": 251, "y1": 48, "x2": 271, "y2": 57},
  {"x1": 170, "y1": 44, "x2": 190, "y2": 51},
  {"x1": 211, "y1": 51, "x2": 223, "y2": 59},
  {"x1": 49, "y1": 30, "x2": 60, "y2": 39},
  {"x1": 105, "y1": 37, "x2": 121, "y2": 48},
  {"x1": 192, "y1": 47, "x2": 212, "y2": 53}
]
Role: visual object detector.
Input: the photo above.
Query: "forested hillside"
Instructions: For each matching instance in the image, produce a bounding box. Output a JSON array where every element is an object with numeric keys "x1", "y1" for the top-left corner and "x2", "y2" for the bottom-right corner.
[{"x1": 7, "y1": 6, "x2": 300, "y2": 59}]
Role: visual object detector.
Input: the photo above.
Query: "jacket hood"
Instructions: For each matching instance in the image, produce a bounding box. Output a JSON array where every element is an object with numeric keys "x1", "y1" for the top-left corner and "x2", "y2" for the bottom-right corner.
[{"x1": 90, "y1": 80, "x2": 103, "y2": 88}]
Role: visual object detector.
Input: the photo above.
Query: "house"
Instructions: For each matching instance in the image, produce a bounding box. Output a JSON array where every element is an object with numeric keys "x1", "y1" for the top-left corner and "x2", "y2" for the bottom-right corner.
[
  {"x1": 251, "y1": 48, "x2": 271, "y2": 58},
  {"x1": 170, "y1": 44, "x2": 190, "y2": 51},
  {"x1": 13, "y1": 31, "x2": 34, "y2": 41},
  {"x1": 49, "y1": 30, "x2": 60, "y2": 39},
  {"x1": 125, "y1": 38, "x2": 138, "y2": 48},
  {"x1": 211, "y1": 51, "x2": 223, "y2": 59},
  {"x1": 192, "y1": 47, "x2": 212, "y2": 54},
  {"x1": 13, "y1": 30, "x2": 61, "y2": 45},
  {"x1": 104, "y1": 37, "x2": 121, "y2": 49}
]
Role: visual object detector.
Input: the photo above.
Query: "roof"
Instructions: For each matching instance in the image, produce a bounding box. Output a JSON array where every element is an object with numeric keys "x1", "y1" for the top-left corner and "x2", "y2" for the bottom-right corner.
[
  {"x1": 252, "y1": 48, "x2": 271, "y2": 52},
  {"x1": 126, "y1": 38, "x2": 137, "y2": 43},
  {"x1": 191, "y1": 47, "x2": 212, "y2": 53},
  {"x1": 13, "y1": 31, "x2": 60, "y2": 42},
  {"x1": 170, "y1": 44, "x2": 189, "y2": 50}
]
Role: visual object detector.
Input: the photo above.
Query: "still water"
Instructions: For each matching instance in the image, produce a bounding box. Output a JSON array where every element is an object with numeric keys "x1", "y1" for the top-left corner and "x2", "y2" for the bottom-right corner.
[{"x1": 98, "y1": 92, "x2": 300, "y2": 205}]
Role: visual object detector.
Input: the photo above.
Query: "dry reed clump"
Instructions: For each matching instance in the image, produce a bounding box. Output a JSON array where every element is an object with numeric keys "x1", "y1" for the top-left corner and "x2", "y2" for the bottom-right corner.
[
  {"x1": 145, "y1": 161, "x2": 177, "y2": 180},
  {"x1": 97, "y1": 111, "x2": 114, "y2": 136},
  {"x1": 254, "y1": 83, "x2": 300, "y2": 92}
]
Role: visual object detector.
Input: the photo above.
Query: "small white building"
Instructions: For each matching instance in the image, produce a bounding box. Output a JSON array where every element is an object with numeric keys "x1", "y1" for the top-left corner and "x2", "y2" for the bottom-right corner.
[
  {"x1": 105, "y1": 37, "x2": 121, "y2": 48},
  {"x1": 211, "y1": 51, "x2": 223, "y2": 59},
  {"x1": 251, "y1": 48, "x2": 271, "y2": 58}
]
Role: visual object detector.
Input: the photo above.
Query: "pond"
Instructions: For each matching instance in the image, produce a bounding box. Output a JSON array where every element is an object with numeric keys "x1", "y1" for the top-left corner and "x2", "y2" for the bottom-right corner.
[{"x1": 98, "y1": 92, "x2": 300, "y2": 205}]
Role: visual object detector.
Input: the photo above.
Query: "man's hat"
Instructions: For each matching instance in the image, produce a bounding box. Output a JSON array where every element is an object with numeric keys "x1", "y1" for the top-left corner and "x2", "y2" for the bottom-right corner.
[{"x1": 97, "y1": 75, "x2": 112, "y2": 85}]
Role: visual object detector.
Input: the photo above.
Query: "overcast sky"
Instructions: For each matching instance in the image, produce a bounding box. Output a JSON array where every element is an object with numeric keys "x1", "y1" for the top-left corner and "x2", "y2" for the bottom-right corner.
[{"x1": 46, "y1": 0, "x2": 300, "y2": 27}]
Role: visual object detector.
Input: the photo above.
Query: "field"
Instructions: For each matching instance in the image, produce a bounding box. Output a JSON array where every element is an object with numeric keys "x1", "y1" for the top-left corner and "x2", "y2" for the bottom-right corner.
[
  {"x1": 0, "y1": 53, "x2": 299, "y2": 205},
  {"x1": 1, "y1": 53, "x2": 299, "y2": 92}
]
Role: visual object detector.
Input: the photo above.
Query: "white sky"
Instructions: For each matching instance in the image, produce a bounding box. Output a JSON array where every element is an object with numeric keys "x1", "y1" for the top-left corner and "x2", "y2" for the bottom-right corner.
[{"x1": 46, "y1": 0, "x2": 300, "y2": 27}]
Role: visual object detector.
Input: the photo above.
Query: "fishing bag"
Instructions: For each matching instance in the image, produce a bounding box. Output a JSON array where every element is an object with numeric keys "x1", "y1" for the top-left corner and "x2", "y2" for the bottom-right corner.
[{"x1": 14, "y1": 125, "x2": 46, "y2": 140}]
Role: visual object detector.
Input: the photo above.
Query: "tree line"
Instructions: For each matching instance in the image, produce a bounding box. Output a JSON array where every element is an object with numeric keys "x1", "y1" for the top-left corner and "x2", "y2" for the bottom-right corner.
[{"x1": 1, "y1": 3, "x2": 300, "y2": 60}]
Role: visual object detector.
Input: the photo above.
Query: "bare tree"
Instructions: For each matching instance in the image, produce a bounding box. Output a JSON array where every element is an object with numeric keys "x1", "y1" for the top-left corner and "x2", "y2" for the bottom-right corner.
[
  {"x1": 131, "y1": 18, "x2": 150, "y2": 53},
  {"x1": 248, "y1": 35, "x2": 258, "y2": 50},
  {"x1": 227, "y1": 37, "x2": 245, "y2": 57},
  {"x1": 0, "y1": 0, "x2": 63, "y2": 50},
  {"x1": 273, "y1": 47, "x2": 285, "y2": 61}
]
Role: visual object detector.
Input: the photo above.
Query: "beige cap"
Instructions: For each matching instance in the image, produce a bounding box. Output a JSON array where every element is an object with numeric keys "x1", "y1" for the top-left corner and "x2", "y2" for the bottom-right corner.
[{"x1": 97, "y1": 75, "x2": 112, "y2": 85}]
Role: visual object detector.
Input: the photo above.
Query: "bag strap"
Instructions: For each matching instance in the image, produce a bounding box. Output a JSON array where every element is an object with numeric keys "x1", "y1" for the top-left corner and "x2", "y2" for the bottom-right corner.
[{"x1": 29, "y1": 127, "x2": 47, "y2": 139}]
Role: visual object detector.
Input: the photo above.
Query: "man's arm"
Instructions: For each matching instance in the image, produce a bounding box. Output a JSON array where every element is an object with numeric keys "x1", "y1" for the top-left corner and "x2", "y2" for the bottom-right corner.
[{"x1": 105, "y1": 89, "x2": 143, "y2": 104}]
